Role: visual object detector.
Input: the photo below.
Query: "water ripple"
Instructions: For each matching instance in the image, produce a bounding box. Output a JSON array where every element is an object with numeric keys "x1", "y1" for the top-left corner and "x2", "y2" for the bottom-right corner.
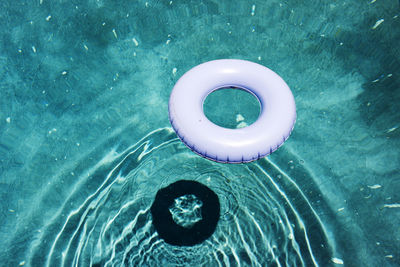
[{"x1": 24, "y1": 128, "x2": 335, "y2": 266}]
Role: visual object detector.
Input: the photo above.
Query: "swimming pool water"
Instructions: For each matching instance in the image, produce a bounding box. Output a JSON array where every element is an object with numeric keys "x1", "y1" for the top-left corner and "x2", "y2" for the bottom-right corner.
[{"x1": 0, "y1": 0, "x2": 399, "y2": 266}]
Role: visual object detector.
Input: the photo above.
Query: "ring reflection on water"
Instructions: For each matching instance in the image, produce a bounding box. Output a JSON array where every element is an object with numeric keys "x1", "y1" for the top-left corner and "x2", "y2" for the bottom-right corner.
[{"x1": 22, "y1": 128, "x2": 336, "y2": 266}]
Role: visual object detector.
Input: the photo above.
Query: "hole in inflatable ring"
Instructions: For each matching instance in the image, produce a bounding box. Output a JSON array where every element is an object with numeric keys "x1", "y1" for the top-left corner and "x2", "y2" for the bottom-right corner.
[
  {"x1": 203, "y1": 86, "x2": 261, "y2": 129},
  {"x1": 151, "y1": 180, "x2": 220, "y2": 246}
]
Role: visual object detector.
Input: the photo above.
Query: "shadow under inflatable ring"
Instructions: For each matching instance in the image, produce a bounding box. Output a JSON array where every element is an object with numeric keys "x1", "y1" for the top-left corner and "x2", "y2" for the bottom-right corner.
[
  {"x1": 151, "y1": 180, "x2": 220, "y2": 246},
  {"x1": 168, "y1": 59, "x2": 296, "y2": 163}
]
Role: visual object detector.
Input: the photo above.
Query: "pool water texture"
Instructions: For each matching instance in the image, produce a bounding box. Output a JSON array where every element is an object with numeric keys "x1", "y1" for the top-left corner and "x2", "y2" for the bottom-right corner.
[{"x1": 0, "y1": 0, "x2": 399, "y2": 266}]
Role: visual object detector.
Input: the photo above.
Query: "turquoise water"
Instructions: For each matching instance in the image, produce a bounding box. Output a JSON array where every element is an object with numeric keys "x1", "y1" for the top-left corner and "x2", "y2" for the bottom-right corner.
[{"x1": 1, "y1": 0, "x2": 399, "y2": 266}]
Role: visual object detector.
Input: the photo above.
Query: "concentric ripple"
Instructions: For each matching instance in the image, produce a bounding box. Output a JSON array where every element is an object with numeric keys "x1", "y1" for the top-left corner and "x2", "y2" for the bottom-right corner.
[{"x1": 23, "y1": 128, "x2": 335, "y2": 266}]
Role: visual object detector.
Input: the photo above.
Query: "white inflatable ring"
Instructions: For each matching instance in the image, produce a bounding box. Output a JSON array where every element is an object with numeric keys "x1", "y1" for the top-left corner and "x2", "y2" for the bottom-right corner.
[{"x1": 168, "y1": 59, "x2": 296, "y2": 163}]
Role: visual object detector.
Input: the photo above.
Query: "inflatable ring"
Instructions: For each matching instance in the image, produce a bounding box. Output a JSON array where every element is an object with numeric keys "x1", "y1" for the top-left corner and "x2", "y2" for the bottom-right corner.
[{"x1": 168, "y1": 59, "x2": 296, "y2": 163}]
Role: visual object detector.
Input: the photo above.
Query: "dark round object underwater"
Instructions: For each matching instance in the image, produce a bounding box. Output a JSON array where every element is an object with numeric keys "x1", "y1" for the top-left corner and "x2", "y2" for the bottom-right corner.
[{"x1": 151, "y1": 180, "x2": 220, "y2": 246}]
